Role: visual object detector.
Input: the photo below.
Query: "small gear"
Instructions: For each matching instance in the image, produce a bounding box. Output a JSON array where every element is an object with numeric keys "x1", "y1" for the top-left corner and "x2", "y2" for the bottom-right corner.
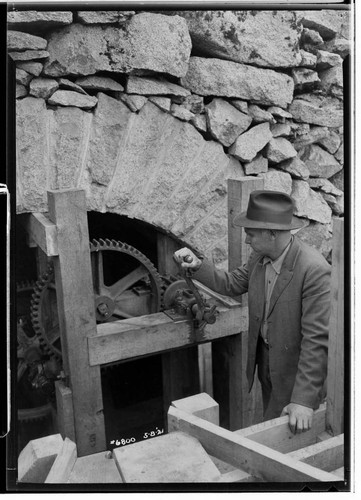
[{"x1": 31, "y1": 239, "x2": 164, "y2": 360}]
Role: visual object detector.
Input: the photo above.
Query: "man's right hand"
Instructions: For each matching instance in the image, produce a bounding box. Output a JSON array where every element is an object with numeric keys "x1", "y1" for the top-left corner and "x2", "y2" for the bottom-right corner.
[{"x1": 173, "y1": 248, "x2": 202, "y2": 272}]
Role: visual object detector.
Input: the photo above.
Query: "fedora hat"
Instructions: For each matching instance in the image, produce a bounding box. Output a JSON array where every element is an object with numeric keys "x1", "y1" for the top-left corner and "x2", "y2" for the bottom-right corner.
[{"x1": 233, "y1": 190, "x2": 304, "y2": 230}]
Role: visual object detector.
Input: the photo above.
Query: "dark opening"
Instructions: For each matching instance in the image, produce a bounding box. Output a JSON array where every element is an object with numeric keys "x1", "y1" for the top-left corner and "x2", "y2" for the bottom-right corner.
[{"x1": 101, "y1": 355, "x2": 165, "y2": 450}]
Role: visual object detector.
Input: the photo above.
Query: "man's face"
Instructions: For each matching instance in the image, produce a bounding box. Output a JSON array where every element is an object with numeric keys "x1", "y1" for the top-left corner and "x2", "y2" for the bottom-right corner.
[{"x1": 244, "y1": 228, "x2": 273, "y2": 256}]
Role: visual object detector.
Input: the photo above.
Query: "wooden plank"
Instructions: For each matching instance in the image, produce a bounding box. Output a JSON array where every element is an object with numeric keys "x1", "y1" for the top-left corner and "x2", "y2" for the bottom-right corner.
[
  {"x1": 24, "y1": 212, "x2": 59, "y2": 256},
  {"x1": 227, "y1": 177, "x2": 264, "y2": 290},
  {"x1": 55, "y1": 380, "x2": 76, "y2": 443},
  {"x1": 156, "y1": 232, "x2": 181, "y2": 277},
  {"x1": 234, "y1": 404, "x2": 327, "y2": 453},
  {"x1": 326, "y1": 218, "x2": 344, "y2": 436},
  {"x1": 217, "y1": 469, "x2": 258, "y2": 483},
  {"x1": 45, "y1": 437, "x2": 77, "y2": 483},
  {"x1": 212, "y1": 178, "x2": 263, "y2": 430},
  {"x1": 36, "y1": 246, "x2": 52, "y2": 276},
  {"x1": 67, "y1": 451, "x2": 123, "y2": 483},
  {"x1": 168, "y1": 406, "x2": 341, "y2": 483},
  {"x1": 287, "y1": 434, "x2": 344, "y2": 472},
  {"x1": 18, "y1": 434, "x2": 64, "y2": 483},
  {"x1": 171, "y1": 393, "x2": 219, "y2": 425},
  {"x1": 113, "y1": 431, "x2": 221, "y2": 483},
  {"x1": 331, "y1": 467, "x2": 344, "y2": 479},
  {"x1": 198, "y1": 342, "x2": 213, "y2": 396},
  {"x1": 88, "y1": 306, "x2": 247, "y2": 366},
  {"x1": 47, "y1": 189, "x2": 106, "y2": 456}
]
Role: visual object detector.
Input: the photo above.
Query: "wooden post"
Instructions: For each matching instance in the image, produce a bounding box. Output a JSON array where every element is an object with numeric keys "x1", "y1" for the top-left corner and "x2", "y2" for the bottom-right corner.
[
  {"x1": 55, "y1": 380, "x2": 76, "y2": 443},
  {"x1": 47, "y1": 189, "x2": 106, "y2": 456},
  {"x1": 212, "y1": 178, "x2": 264, "y2": 430},
  {"x1": 157, "y1": 232, "x2": 200, "y2": 428},
  {"x1": 228, "y1": 177, "x2": 264, "y2": 305},
  {"x1": 326, "y1": 218, "x2": 344, "y2": 436}
]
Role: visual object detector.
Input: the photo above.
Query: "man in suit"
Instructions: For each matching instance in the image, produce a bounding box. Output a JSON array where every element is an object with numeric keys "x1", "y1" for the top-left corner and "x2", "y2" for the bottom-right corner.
[{"x1": 174, "y1": 190, "x2": 331, "y2": 434}]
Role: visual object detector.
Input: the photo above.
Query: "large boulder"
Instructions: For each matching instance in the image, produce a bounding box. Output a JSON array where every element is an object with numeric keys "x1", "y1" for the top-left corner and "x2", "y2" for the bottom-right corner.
[
  {"x1": 205, "y1": 98, "x2": 252, "y2": 147},
  {"x1": 299, "y1": 144, "x2": 342, "y2": 178},
  {"x1": 258, "y1": 169, "x2": 293, "y2": 195},
  {"x1": 292, "y1": 180, "x2": 332, "y2": 224},
  {"x1": 77, "y1": 11, "x2": 135, "y2": 24},
  {"x1": 7, "y1": 30, "x2": 47, "y2": 51},
  {"x1": 43, "y1": 13, "x2": 191, "y2": 78},
  {"x1": 126, "y1": 76, "x2": 190, "y2": 97},
  {"x1": 29, "y1": 78, "x2": 59, "y2": 99},
  {"x1": 292, "y1": 125, "x2": 329, "y2": 151},
  {"x1": 266, "y1": 137, "x2": 297, "y2": 163},
  {"x1": 49, "y1": 106, "x2": 93, "y2": 189},
  {"x1": 277, "y1": 156, "x2": 310, "y2": 180},
  {"x1": 16, "y1": 61, "x2": 43, "y2": 76},
  {"x1": 48, "y1": 90, "x2": 98, "y2": 109},
  {"x1": 181, "y1": 57, "x2": 294, "y2": 108},
  {"x1": 83, "y1": 93, "x2": 132, "y2": 186},
  {"x1": 228, "y1": 122, "x2": 272, "y2": 162},
  {"x1": 296, "y1": 221, "x2": 333, "y2": 260},
  {"x1": 16, "y1": 97, "x2": 50, "y2": 212},
  {"x1": 318, "y1": 65, "x2": 343, "y2": 98},
  {"x1": 289, "y1": 94, "x2": 343, "y2": 127},
  {"x1": 171, "y1": 10, "x2": 302, "y2": 68},
  {"x1": 75, "y1": 76, "x2": 124, "y2": 92},
  {"x1": 301, "y1": 10, "x2": 349, "y2": 40},
  {"x1": 316, "y1": 50, "x2": 343, "y2": 70},
  {"x1": 7, "y1": 10, "x2": 73, "y2": 32},
  {"x1": 244, "y1": 154, "x2": 268, "y2": 175}
]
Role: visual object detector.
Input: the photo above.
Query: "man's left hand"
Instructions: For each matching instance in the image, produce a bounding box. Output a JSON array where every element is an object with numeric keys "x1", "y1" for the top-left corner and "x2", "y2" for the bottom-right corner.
[{"x1": 281, "y1": 403, "x2": 314, "y2": 434}]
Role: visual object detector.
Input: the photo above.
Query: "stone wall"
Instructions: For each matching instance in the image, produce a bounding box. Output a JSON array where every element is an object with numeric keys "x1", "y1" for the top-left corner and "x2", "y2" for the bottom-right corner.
[{"x1": 9, "y1": 8, "x2": 350, "y2": 267}]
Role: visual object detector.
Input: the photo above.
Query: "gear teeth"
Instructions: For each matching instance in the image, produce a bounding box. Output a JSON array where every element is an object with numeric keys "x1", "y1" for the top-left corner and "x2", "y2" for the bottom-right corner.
[{"x1": 31, "y1": 238, "x2": 164, "y2": 360}]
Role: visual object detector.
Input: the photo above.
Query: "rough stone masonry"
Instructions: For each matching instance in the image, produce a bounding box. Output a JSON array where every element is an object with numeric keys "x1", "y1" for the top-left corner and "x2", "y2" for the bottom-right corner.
[{"x1": 9, "y1": 8, "x2": 350, "y2": 267}]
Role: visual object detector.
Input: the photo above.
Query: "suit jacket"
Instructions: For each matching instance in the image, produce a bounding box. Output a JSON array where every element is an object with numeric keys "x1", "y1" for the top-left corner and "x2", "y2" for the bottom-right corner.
[{"x1": 194, "y1": 236, "x2": 331, "y2": 410}]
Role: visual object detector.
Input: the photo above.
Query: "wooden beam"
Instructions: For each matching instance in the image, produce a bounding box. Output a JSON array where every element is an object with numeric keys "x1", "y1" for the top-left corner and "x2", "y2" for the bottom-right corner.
[
  {"x1": 45, "y1": 437, "x2": 77, "y2": 483},
  {"x1": 287, "y1": 434, "x2": 344, "y2": 473},
  {"x1": 234, "y1": 404, "x2": 327, "y2": 454},
  {"x1": 18, "y1": 434, "x2": 64, "y2": 483},
  {"x1": 212, "y1": 177, "x2": 264, "y2": 430},
  {"x1": 171, "y1": 393, "x2": 219, "y2": 425},
  {"x1": 55, "y1": 381, "x2": 76, "y2": 443},
  {"x1": 156, "y1": 232, "x2": 181, "y2": 276},
  {"x1": 157, "y1": 233, "x2": 201, "y2": 425},
  {"x1": 67, "y1": 451, "x2": 123, "y2": 483},
  {"x1": 88, "y1": 306, "x2": 247, "y2": 366},
  {"x1": 168, "y1": 406, "x2": 341, "y2": 482},
  {"x1": 227, "y1": 177, "x2": 264, "y2": 295},
  {"x1": 47, "y1": 189, "x2": 106, "y2": 456},
  {"x1": 326, "y1": 218, "x2": 344, "y2": 436},
  {"x1": 23, "y1": 212, "x2": 59, "y2": 256}
]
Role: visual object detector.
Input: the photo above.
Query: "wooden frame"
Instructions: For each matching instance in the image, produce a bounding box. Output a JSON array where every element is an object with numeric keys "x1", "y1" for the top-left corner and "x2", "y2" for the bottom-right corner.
[
  {"x1": 22, "y1": 184, "x2": 252, "y2": 455},
  {"x1": 21, "y1": 185, "x2": 345, "y2": 472}
]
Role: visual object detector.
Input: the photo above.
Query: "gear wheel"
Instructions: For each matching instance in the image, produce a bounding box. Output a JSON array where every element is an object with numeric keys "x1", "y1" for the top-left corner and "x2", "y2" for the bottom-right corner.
[{"x1": 31, "y1": 239, "x2": 163, "y2": 359}]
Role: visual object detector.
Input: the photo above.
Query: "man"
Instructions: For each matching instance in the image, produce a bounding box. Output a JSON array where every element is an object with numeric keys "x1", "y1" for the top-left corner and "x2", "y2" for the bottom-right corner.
[{"x1": 174, "y1": 190, "x2": 331, "y2": 434}]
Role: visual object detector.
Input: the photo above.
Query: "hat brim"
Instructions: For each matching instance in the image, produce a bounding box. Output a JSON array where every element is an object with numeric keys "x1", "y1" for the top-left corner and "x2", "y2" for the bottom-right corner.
[{"x1": 233, "y1": 211, "x2": 305, "y2": 230}]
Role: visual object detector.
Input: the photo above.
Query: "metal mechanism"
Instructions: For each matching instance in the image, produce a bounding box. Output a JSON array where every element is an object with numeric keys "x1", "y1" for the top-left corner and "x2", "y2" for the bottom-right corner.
[
  {"x1": 163, "y1": 257, "x2": 217, "y2": 332},
  {"x1": 31, "y1": 239, "x2": 164, "y2": 360},
  {"x1": 17, "y1": 281, "x2": 60, "y2": 424}
]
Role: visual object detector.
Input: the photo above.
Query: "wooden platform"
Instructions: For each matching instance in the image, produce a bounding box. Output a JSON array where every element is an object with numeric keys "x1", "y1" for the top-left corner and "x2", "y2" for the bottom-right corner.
[{"x1": 17, "y1": 393, "x2": 344, "y2": 484}]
